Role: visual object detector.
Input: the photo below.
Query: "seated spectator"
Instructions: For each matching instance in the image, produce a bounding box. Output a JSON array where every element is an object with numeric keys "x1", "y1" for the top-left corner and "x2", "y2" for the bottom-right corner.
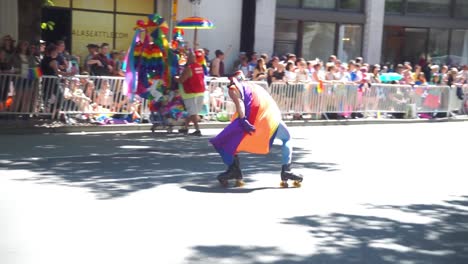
[
  {"x1": 272, "y1": 63, "x2": 286, "y2": 82},
  {"x1": 285, "y1": 61, "x2": 296, "y2": 82},
  {"x1": 252, "y1": 58, "x2": 267, "y2": 81},
  {"x1": 96, "y1": 80, "x2": 114, "y2": 108}
]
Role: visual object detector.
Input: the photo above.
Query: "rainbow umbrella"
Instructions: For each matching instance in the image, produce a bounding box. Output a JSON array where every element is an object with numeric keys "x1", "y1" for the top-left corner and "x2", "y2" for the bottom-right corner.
[{"x1": 176, "y1": 16, "x2": 214, "y2": 49}]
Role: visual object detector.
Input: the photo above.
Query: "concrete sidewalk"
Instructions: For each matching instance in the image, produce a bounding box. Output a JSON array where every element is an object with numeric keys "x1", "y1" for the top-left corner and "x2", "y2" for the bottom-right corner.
[{"x1": 1, "y1": 116, "x2": 468, "y2": 134}]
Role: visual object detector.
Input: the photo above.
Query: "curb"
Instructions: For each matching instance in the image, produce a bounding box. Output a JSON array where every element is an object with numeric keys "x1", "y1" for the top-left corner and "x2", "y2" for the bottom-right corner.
[{"x1": 1, "y1": 117, "x2": 467, "y2": 135}]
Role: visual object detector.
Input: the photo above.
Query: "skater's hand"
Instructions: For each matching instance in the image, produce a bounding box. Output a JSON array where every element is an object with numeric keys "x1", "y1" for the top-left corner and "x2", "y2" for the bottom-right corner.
[{"x1": 239, "y1": 117, "x2": 255, "y2": 134}]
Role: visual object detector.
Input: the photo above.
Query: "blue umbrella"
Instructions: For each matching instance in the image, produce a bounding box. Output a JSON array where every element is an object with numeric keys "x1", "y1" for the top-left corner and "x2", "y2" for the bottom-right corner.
[{"x1": 380, "y1": 73, "x2": 403, "y2": 82}]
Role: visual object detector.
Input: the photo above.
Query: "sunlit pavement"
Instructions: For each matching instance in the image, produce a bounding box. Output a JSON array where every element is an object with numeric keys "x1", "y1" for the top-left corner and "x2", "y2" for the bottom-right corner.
[{"x1": 1, "y1": 122, "x2": 467, "y2": 264}]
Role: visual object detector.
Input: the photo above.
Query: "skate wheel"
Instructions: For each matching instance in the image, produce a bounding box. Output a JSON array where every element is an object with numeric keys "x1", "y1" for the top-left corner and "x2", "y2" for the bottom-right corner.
[
  {"x1": 280, "y1": 181, "x2": 289, "y2": 188},
  {"x1": 293, "y1": 181, "x2": 302, "y2": 188},
  {"x1": 235, "y1": 180, "x2": 245, "y2": 187},
  {"x1": 219, "y1": 180, "x2": 228, "y2": 188}
]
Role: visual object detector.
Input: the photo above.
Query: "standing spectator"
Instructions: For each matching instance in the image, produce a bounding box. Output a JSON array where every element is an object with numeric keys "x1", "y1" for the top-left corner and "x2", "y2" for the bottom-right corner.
[
  {"x1": 55, "y1": 40, "x2": 70, "y2": 72},
  {"x1": 84, "y1": 43, "x2": 99, "y2": 74},
  {"x1": 11, "y1": 40, "x2": 37, "y2": 114},
  {"x1": 261, "y1": 53, "x2": 269, "y2": 67},
  {"x1": 11, "y1": 40, "x2": 36, "y2": 77},
  {"x1": 440, "y1": 65, "x2": 449, "y2": 84},
  {"x1": 30, "y1": 40, "x2": 46, "y2": 66},
  {"x1": 325, "y1": 62, "x2": 338, "y2": 81},
  {"x1": 267, "y1": 56, "x2": 280, "y2": 85},
  {"x1": 430, "y1": 65, "x2": 440, "y2": 83},
  {"x1": 412, "y1": 65, "x2": 422, "y2": 82},
  {"x1": 369, "y1": 64, "x2": 381, "y2": 84},
  {"x1": 176, "y1": 51, "x2": 206, "y2": 136},
  {"x1": 203, "y1": 48, "x2": 210, "y2": 67},
  {"x1": 355, "y1": 56, "x2": 363, "y2": 64},
  {"x1": 248, "y1": 52, "x2": 258, "y2": 69},
  {"x1": 87, "y1": 43, "x2": 114, "y2": 76},
  {"x1": 0, "y1": 35, "x2": 15, "y2": 72},
  {"x1": 210, "y1": 49, "x2": 225, "y2": 77},
  {"x1": 287, "y1": 53, "x2": 297, "y2": 64},
  {"x1": 238, "y1": 57, "x2": 251, "y2": 79},
  {"x1": 346, "y1": 60, "x2": 362, "y2": 83},
  {"x1": 232, "y1": 52, "x2": 247, "y2": 72},
  {"x1": 296, "y1": 60, "x2": 310, "y2": 82},
  {"x1": 111, "y1": 50, "x2": 124, "y2": 76},
  {"x1": 40, "y1": 43, "x2": 75, "y2": 119},
  {"x1": 310, "y1": 60, "x2": 324, "y2": 82}
]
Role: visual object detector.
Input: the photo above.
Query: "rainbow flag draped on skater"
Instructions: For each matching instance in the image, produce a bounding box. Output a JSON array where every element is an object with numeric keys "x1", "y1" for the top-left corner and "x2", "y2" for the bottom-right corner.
[{"x1": 209, "y1": 80, "x2": 282, "y2": 157}]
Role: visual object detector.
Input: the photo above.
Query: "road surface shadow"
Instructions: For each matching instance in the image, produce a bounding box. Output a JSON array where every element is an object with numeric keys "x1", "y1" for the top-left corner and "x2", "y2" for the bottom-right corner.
[
  {"x1": 186, "y1": 196, "x2": 468, "y2": 264},
  {"x1": 1, "y1": 133, "x2": 338, "y2": 199}
]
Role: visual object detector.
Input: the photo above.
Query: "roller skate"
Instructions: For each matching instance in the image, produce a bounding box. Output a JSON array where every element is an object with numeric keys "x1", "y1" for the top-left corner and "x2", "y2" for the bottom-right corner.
[
  {"x1": 217, "y1": 156, "x2": 244, "y2": 188},
  {"x1": 280, "y1": 163, "x2": 303, "y2": 188}
]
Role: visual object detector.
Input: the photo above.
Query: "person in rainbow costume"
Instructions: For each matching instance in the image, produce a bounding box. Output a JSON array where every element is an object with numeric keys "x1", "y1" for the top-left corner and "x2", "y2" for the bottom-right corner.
[{"x1": 209, "y1": 71, "x2": 303, "y2": 188}]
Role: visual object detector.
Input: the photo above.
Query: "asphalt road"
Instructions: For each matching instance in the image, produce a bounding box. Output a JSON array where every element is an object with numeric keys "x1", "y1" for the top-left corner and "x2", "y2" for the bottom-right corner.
[{"x1": 1, "y1": 123, "x2": 467, "y2": 264}]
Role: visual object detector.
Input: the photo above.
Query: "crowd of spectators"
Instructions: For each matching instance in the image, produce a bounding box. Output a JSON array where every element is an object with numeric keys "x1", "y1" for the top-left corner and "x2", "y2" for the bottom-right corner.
[
  {"x1": 2, "y1": 33, "x2": 468, "y2": 122},
  {"x1": 229, "y1": 51, "x2": 468, "y2": 89},
  {"x1": 0, "y1": 34, "x2": 134, "y2": 123}
]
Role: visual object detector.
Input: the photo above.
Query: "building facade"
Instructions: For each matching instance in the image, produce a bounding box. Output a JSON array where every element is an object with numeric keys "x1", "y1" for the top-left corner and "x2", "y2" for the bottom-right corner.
[
  {"x1": 273, "y1": 0, "x2": 468, "y2": 66},
  {"x1": 2, "y1": 0, "x2": 468, "y2": 70}
]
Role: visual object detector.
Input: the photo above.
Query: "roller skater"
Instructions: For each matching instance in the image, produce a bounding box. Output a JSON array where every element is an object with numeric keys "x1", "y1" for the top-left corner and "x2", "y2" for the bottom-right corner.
[{"x1": 210, "y1": 71, "x2": 303, "y2": 188}]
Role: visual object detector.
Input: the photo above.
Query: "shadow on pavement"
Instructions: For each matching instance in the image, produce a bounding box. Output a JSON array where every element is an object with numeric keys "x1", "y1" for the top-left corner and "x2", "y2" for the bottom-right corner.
[
  {"x1": 1, "y1": 132, "x2": 338, "y2": 199},
  {"x1": 186, "y1": 196, "x2": 468, "y2": 264}
]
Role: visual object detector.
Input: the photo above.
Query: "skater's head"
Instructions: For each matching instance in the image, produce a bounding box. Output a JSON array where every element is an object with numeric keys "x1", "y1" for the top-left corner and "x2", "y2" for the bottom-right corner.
[
  {"x1": 229, "y1": 70, "x2": 245, "y2": 90},
  {"x1": 187, "y1": 51, "x2": 196, "y2": 64}
]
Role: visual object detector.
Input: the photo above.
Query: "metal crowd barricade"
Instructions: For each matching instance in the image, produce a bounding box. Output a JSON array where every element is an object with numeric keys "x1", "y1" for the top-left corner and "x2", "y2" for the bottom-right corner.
[
  {"x1": 412, "y1": 85, "x2": 451, "y2": 117},
  {"x1": 2, "y1": 72, "x2": 467, "y2": 124},
  {"x1": 0, "y1": 73, "x2": 41, "y2": 116},
  {"x1": 448, "y1": 84, "x2": 468, "y2": 115}
]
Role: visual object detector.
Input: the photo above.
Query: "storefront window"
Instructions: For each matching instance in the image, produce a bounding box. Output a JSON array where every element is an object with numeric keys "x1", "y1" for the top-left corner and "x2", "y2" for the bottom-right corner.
[
  {"x1": 274, "y1": 19, "x2": 298, "y2": 56},
  {"x1": 339, "y1": 0, "x2": 362, "y2": 11},
  {"x1": 53, "y1": 0, "x2": 70, "y2": 8},
  {"x1": 115, "y1": 14, "x2": 148, "y2": 52},
  {"x1": 403, "y1": 28, "x2": 428, "y2": 65},
  {"x1": 450, "y1": 29, "x2": 468, "y2": 66},
  {"x1": 382, "y1": 26, "x2": 403, "y2": 64},
  {"x1": 428, "y1": 29, "x2": 449, "y2": 65},
  {"x1": 116, "y1": 0, "x2": 154, "y2": 14},
  {"x1": 73, "y1": 0, "x2": 114, "y2": 11},
  {"x1": 303, "y1": 0, "x2": 336, "y2": 9},
  {"x1": 407, "y1": 0, "x2": 450, "y2": 16},
  {"x1": 337, "y1": 24, "x2": 362, "y2": 62},
  {"x1": 275, "y1": 19, "x2": 298, "y2": 41},
  {"x1": 455, "y1": 0, "x2": 468, "y2": 18},
  {"x1": 72, "y1": 11, "x2": 113, "y2": 61},
  {"x1": 302, "y1": 22, "x2": 335, "y2": 61},
  {"x1": 385, "y1": 0, "x2": 403, "y2": 13},
  {"x1": 276, "y1": 0, "x2": 300, "y2": 8}
]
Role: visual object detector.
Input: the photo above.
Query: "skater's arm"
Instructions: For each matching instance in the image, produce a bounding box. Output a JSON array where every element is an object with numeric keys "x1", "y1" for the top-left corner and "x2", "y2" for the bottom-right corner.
[{"x1": 228, "y1": 87, "x2": 245, "y2": 118}]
